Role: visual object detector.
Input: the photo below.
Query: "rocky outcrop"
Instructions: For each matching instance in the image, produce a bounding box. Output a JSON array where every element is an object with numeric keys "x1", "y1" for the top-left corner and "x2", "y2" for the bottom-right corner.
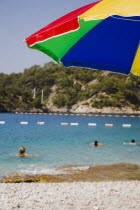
[
  {"x1": 45, "y1": 104, "x2": 140, "y2": 114},
  {"x1": 71, "y1": 104, "x2": 140, "y2": 114},
  {"x1": 44, "y1": 87, "x2": 140, "y2": 114}
]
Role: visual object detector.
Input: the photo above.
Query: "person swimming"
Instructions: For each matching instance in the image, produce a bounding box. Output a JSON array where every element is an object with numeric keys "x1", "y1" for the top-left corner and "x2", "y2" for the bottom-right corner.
[
  {"x1": 123, "y1": 139, "x2": 136, "y2": 145},
  {"x1": 15, "y1": 146, "x2": 39, "y2": 157},
  {"x1": 16, "y1": 146, "x2": 29, "y2": 157},
  {"x1": 129, "y1": 139, "x2": 136, "y2": 145},
  {"x1": 90, "y1": 141, "x2": 104, "y2": 147}
]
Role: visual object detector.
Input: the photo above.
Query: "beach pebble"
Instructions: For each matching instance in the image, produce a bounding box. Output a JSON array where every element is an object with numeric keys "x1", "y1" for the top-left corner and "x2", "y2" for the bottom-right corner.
[{"x1": 0, "y1": 181, "x2": 140, "y2": 210}]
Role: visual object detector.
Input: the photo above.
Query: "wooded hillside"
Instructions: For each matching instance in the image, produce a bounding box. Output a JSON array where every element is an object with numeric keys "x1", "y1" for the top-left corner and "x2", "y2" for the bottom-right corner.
[{"x1": 0, "y1": 62, "x2": 140, "y2": 113}]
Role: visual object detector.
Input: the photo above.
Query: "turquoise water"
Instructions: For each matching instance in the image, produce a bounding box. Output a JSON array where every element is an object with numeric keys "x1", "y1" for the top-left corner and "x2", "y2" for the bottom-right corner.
[{"x1": 0, "y1": 113, "x2": 140, "y2": 177}]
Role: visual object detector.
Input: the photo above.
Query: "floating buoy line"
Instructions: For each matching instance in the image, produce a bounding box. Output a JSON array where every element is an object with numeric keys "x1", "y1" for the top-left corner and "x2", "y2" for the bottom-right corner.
[
  {"x1": 15, "y1": 112, "x2": 140, "y2": 118},
  {"x1": 0, "y1": 121, "x2": 134, "y2": 128},
  {"x1": 0, "y1": 112, "x2": 139, "y2": 127}
]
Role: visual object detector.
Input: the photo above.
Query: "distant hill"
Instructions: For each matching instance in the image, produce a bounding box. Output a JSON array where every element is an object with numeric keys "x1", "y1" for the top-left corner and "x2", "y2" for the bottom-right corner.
[{"x1": 0, "y1": 62, "x2": 140, "y2": 114}]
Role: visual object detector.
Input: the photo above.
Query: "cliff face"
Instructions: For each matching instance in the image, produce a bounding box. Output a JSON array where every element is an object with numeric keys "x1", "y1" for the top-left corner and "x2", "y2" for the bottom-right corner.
[
  {"x1": 44, "y1": 86, "x2": 140, "y2": 114},
  {"x1": 45, "y1": 100, "x2": 140, "y2": 114},
  {"x1": 71, "y1": 105, "x2": 140, "y2": 114}
]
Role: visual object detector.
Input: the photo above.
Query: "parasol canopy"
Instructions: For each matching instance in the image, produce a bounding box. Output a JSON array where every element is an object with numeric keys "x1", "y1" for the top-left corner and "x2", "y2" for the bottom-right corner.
[{"x1": 25, "y1": 0, "x2": 140, "y2": 75}]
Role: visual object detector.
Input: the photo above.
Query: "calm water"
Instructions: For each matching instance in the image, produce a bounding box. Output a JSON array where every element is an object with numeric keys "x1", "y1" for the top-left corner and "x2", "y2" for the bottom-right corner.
[{"x1": 0, "y1": 113, "x2": 140, "y2": 177}]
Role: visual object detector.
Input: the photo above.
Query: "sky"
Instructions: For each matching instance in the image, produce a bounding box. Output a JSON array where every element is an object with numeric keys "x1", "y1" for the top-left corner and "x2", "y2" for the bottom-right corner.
[{"x1": 0, "y1": 0, "x2": 96, "y2": 74}]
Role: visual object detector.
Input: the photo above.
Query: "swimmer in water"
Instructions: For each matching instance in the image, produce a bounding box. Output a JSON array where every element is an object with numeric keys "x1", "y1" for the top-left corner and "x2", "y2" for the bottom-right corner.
[
  {"x1": 17, "y1": 146, "x2": 29, "y2": 157},
  {"x1": 90, "y1": 141, "x2": 104, "y2": 147},
  {"x1": 123, "y1": 139, "x2": 136, "y2": 145},
  {"x1": 14, "y1": 146, "x2": 39, "y2": 157},
  {"x1": 129, "y1": 139, "x2": 136, "y2": 145}
]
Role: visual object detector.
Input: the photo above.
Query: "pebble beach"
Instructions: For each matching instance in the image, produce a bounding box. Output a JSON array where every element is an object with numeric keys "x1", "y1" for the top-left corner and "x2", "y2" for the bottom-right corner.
[
  {"x1": 0, "y1": 114, "x2": 140, "y2": 209},
  {"x1": 0, "y1": 181, "x2": 140, "y2": 210}
]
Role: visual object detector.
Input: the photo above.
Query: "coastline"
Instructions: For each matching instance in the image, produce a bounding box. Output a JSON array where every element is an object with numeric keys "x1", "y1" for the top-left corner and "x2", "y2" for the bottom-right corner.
[
  {"x1": 0, "y1": 114, "x2": 140, "y2": 209},
  {"x1": 1, "y1": 163, "x2": 140, "y2": 209},
  {"x1": 13, "y1": 111, "x2": 140, "y2": 117},
  {"x1": 2, "y1": 163, "x2": 140, "y2": 183},
  {"x1": 2, "y1": 104, "x2": 140, "y2": 115}
]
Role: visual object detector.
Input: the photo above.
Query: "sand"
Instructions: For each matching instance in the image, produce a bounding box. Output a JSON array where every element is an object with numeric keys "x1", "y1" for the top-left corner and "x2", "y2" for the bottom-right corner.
[{"x1": 0, "y1": 181, "x2": 140, "y2": 210}]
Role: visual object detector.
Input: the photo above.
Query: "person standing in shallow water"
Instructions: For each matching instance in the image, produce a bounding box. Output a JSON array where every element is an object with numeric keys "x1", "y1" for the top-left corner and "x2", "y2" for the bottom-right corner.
[{"x1": 90, "y1": 141, "x2": 104, "y2": 147}]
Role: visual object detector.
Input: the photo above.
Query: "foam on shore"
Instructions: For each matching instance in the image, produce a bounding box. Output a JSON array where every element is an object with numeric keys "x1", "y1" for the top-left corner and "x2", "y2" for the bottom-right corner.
[{"x1": 2, "y1": 163, "x2": 140, "y2": 183}]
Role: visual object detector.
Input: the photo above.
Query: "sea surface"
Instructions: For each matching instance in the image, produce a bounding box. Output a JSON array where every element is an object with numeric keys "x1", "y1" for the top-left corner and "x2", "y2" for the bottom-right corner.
[{"x1": 0, "y1": 113, "x2": 140, "y2": 177}]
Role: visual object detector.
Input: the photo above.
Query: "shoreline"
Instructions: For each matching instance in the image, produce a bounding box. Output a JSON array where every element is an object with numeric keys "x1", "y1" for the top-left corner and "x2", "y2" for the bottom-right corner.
[
  {"x1": 14, "y1": 112, "x2": 140, "y2": 116},
  {"x1": 1, "y1": 163, "x2": 140, "y2": 183},
  {"x1": 1, "y1": 111, "x2": 140, "y2": 116}
]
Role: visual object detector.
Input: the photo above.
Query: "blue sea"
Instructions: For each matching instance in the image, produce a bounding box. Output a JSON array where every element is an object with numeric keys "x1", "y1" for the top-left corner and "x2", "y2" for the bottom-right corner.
[{"x1": 0, "y1": 113, "x2": 140, "y2": 177}]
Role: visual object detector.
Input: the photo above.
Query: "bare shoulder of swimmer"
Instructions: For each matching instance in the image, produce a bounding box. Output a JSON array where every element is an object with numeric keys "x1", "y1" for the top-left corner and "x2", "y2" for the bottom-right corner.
[{"x1": 98, "y1": 143, "x2": 104, "y2": 146}]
